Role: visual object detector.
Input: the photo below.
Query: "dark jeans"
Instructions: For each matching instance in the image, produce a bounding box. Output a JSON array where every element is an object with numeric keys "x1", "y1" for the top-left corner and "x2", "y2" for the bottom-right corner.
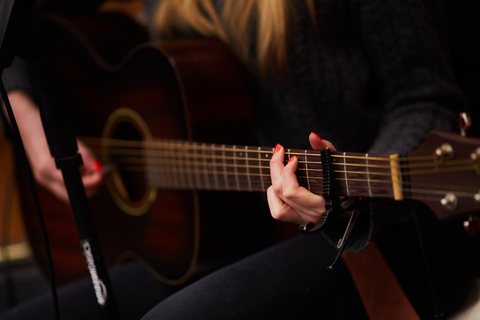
[
  {"x1": 2, "y1": 233, "x2": 366, "y2": 320},
  {"x1": 2, "y1": 214, "x2": 477, "y2": 319},
  {"x1": 142, "y1": 232, "x2": 366, "y2": 319}
]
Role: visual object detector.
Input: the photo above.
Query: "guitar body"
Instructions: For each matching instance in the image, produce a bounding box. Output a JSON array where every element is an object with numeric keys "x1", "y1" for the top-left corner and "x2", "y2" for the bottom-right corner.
[{"x1": 16, "y1": 13, "x2": 276, "y2": 285}]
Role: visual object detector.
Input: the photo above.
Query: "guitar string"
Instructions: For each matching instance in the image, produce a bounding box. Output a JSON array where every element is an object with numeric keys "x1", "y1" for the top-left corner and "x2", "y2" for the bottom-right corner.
[
  {"x1": 109, "y1": 163, "x2": 477, "y2": 202},
  {"x1": 116, "y1": 160, "x2": 477, "y2": 189},
  {"x1": 82, "y1": 137, "x2": 476, "y2": 169},
  {"x1": 96, "y1": 163, "x2": 479, "y2": 205},
  {"x1": 82, "y1": 138, "x2": 480, "y2": 196},
  {"x1": 85, "y1": 142, "x2": 478, "y2": 179},
  {"x1": 101, "y1": 154, "x2": 477, "y2": 186}
]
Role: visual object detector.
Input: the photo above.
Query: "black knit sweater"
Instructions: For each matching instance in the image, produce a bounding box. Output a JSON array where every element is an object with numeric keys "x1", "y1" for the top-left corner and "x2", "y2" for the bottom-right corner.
[
  {"x1": 246, "y1": 0, "x2": 468, "y2": 251},
  {"x1": 253, "y1": 0, "x2": 465, "y2": 152}
]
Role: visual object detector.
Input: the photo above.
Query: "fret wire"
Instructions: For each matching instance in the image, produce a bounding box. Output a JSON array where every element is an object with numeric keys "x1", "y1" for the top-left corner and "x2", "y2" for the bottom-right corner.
[
  {"x1": 166, "y1": 141, "x2": 173, "y2": 187},
  {"x1": 165, "y1": 141, "x2": 172, "y2": 188},
  {"x1": 212, "y1": 144, "x2": 219, "y2": 190},
  {"x1": 366, "y1": 153, "x2": 372, "y2": 197},
  {"x1": 172, "y1": 141, "x2": 181, "y2": 188},
  {"x1": 162, "y1": 142, "x2": 171, "y2": 188},
  {"x1": 259, "y1": 147, "x2": 265, "y2": 191},
  {"x1": 305, "y1": 150, "x2": 311, "y2": 191},
  {"x1": 172, "y1": 141, "x2": 180, "y2": 188},
  {"x1": 233, "y1": 146, "x2": 240, "y2": 190},
  {"x1": 343, "y1": 152, "x2": 350, "y2": 196},
  {"x1": 245, "y1": 146, "x2": 252, "y2": 191},
  {"x1": 184, "y1": 142, "x2": 194, "y2": 189},
  {"x1": 222, "y1": 144, "x2": 229, "y2": 190},
  {"x1": 176, "y1": 141, "x2": 186, "y2": 188},
  {"x1": 202, "y1": 143, "x2": 210, "y2": 190},
  {"x1": 193, "y1": 143, "x2": 201, "y2": 189},
  {"x1": 161, "y1": 142, "x2": 168, "y2": 188}
]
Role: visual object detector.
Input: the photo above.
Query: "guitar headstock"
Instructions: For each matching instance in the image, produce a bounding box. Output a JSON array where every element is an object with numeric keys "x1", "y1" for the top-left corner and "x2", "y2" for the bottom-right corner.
[{"x1": 407, "y1": 130, "x2": 480, "y2": 222}]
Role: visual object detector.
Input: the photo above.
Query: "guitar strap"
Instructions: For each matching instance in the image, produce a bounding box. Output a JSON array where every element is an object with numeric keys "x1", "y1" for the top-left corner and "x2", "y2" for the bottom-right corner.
[{"x1": 342, "y1": 241, "x2": 421, "y2": 320}]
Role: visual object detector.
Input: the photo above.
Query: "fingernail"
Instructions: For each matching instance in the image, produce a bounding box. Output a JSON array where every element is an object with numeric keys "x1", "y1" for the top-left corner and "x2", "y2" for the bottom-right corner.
[
  {"x1": 311, "y1": 132, "x2": 323, "y2": 141},
  {"x1": 288, "y1": 155, "x2": 296, "y2": 163},
  {"x1": 92, "y1": 160, "x2": 103, "y2": 171},
  {"x1": 274, "y1": 144, "x2": 281, "y2": 153}
]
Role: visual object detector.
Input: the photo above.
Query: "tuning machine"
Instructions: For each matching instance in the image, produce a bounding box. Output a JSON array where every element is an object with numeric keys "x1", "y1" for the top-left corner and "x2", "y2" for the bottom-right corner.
[{"x1": 435, "y1": 143, "x2": 454, "y2": 163}]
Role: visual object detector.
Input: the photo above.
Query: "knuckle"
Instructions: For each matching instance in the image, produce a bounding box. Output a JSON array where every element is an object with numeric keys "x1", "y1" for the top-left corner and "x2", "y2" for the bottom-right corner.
[
  {"x1": 272, "y1": 183, "x2": 283, "y2": 195},
  {"x1": 282, "y1": 186, "x2": 298, "y2": 200}
]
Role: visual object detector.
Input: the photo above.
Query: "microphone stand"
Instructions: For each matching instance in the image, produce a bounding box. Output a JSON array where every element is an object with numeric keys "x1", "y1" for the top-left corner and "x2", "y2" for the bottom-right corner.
[{"x1": 0, "y1": 1, "x2": 119, "y2": 319}]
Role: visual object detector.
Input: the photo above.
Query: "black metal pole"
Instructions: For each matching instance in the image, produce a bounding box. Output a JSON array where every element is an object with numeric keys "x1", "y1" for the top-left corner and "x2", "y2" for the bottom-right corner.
[{"x1": 0, "y1": 1, "x2": 119, "y2": 318}]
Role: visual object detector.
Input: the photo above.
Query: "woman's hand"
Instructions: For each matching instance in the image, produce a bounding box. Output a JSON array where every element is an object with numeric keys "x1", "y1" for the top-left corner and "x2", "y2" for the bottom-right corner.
[
  {"x1": 267, "y1": 132, "x2": 336, "y2": 225},
  {"x1": 7, "y1": 90, "x2": 104, "y2": 202}
]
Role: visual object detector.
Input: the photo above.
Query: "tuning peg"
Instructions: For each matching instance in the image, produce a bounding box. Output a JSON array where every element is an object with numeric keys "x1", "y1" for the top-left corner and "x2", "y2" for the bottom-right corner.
[{"x1": 459, "y1": 112, "x2": 472, "y2": 137}]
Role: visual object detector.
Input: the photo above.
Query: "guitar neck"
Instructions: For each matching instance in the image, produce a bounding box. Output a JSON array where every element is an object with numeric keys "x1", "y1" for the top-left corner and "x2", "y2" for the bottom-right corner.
[
  {"x1": 86, "y1": 129, "x2": 480, "y2": 221},
  {"x1": 101, "y1": 138, "x2": 395, "y2": 198}
]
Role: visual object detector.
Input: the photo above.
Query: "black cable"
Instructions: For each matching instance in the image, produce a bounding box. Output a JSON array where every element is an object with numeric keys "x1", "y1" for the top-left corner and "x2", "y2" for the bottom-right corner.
[
  {"x1": 1, "y1": 170, "x2": 17, "y2": 310},
  {"x1": 0, "y1": 78, "x2": 60, "y2": 320}
]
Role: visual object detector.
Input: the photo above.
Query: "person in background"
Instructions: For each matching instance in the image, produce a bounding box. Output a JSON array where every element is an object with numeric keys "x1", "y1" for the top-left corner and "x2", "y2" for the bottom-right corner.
[{"x1": 2, "y1": 0, "x2": 478, "y2": 319}]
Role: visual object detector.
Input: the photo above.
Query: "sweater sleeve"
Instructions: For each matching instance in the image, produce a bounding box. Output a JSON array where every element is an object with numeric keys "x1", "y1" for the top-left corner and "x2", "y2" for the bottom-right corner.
[
  {"x1": 3, "y1": 56, "x2": 34, "y2": 96},
  {"x1": 352, "y1": 0, "x2": 467, "y2": 155}
]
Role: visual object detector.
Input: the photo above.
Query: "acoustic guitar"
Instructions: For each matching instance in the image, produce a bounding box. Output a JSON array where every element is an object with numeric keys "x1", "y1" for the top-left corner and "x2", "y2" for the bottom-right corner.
[
  {"x1": 17, "y1": 12, "x2": 278, "y2": 286},
  {"x1": 16, "y1": 13, "x2": 480, "y2": 286}
]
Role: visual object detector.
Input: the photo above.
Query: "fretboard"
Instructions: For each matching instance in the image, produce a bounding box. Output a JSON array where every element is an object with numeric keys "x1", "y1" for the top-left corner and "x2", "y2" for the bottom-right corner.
[{"x1": 115, "y1": 139, "x2": 395, "y2": 199}]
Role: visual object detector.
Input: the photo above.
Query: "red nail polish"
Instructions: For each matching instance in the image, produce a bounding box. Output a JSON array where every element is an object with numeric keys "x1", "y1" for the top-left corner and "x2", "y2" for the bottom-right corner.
[
  {"x1": 311, "y1": 132, "x2": 323, "y2": 141},
  {"x1": 288, "y1": 155, "x2": 296, "y2": 163},
  {"x1": 92, "y1": 160, "x2": 103, "y2": 171},
  {"x1": 274, "y1": 144, "x2": 281, "y2": 153}
]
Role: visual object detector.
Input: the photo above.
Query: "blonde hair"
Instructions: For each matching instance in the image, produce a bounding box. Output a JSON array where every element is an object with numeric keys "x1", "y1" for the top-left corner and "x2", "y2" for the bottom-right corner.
[{"x1": 153, "y1": 0, "x2": 315, "y2": 77}]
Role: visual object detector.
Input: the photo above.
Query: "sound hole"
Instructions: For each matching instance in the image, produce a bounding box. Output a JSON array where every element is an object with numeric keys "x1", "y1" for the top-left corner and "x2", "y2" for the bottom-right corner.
[
  {"x1": 103, "y1": 108, "x2": 156, "y2": 217},
  {"x1": 110, "y1": 121, "x2": 147, "y2": 203}
]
